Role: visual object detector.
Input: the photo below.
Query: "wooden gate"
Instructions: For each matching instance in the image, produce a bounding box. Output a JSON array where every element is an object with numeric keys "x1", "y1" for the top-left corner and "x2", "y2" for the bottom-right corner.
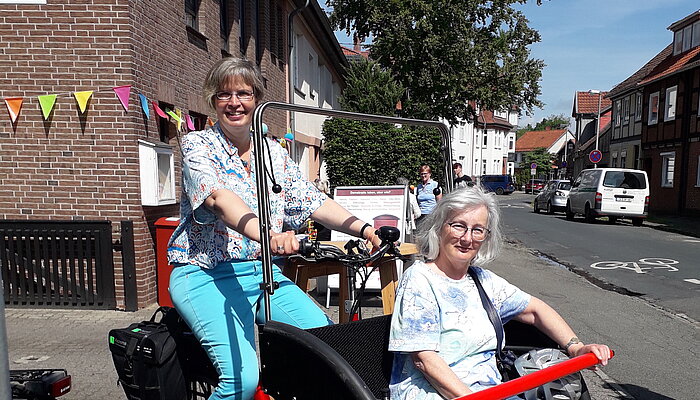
[{"x1": 1, "y1": 220, "x2": 116, "y2": 308}]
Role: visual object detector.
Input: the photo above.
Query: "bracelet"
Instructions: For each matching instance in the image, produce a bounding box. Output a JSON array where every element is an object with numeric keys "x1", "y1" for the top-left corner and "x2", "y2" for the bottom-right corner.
[
  {"x1": 359, "y1": 223, "x2": 372, "y2": 239},
  {"x1": 564, "y1": 336, "x2": 581, "y2": 352}
]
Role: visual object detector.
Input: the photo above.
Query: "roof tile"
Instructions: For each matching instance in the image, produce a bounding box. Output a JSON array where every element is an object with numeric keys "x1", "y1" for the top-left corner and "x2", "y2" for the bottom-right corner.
[{"x1": 515, "y1": 129, "x2": 568, "y2": 152}]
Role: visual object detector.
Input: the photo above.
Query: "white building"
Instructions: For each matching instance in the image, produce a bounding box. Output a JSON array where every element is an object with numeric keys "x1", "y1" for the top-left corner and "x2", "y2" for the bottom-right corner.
[{"x1": 448, "y1": 107, "x2": 518, "y2": 179}]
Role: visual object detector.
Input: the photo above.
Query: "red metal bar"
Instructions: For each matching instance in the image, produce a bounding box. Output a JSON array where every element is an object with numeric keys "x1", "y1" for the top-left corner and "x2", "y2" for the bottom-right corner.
[{"x1": 457, "y1": 350, "x2": 614, "y2": 400}]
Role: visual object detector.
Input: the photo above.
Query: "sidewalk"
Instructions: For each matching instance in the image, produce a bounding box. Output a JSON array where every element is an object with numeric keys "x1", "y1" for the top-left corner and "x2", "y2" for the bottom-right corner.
[
  {"x1": 4, "y1": 244, "x2": 635, "y2": 400},
  {"x1": 645, "y1": 212, "x2": 700, "y2": 238}
]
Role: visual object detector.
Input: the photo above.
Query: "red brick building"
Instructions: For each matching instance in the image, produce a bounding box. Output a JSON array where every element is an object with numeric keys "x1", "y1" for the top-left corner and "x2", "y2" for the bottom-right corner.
[{"x1": 1, "y1": 0, "x2": 343, "y2": 309}]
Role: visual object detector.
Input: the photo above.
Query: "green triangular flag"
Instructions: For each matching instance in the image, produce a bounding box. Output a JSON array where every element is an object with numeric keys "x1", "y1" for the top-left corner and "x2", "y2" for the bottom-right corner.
[{"x1": 38, "y1": 94, "x2": 58, "y2": 120}]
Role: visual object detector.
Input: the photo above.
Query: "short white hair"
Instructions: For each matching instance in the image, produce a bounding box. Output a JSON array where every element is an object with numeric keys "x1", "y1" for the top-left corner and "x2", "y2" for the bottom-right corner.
[{"x1": 415, "y1": 186, "x2": 502, "y2": 265}]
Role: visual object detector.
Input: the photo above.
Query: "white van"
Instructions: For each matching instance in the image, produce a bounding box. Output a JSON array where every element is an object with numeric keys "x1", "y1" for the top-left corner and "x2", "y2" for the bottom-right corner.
[{"x1": 566, "y1": 168, "x2": 649, "y2": 226}]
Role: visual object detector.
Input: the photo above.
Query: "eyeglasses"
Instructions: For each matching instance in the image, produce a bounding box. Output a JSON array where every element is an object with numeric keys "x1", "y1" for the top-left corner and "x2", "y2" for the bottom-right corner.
[
  {"x1": 446, "y1": 222, "x2": 490, "y2": 242},
  {"x1": 215, "y1": 90, "x2": 255, "y2": 102}
]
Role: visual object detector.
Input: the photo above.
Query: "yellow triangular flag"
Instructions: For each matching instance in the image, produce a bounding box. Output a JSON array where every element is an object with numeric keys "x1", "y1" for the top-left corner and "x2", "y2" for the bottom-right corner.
[
  {"x1": 175, "y1": 108, "x2": 183, "y2": 131},
  {"x1": 38, "y1": 94, "x2": 58, "y2": 120},
  {"x1": 73, "y1": 91, "x2": 93, "y2": 113}
]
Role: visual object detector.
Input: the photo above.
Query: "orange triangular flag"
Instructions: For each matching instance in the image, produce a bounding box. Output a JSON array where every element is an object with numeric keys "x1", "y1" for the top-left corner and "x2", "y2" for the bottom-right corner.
[
  {"x1": 113, "y1": 85, "x2": 131, "y2": 111},
  {"x1": 73, "y1": 91, "x2": 93, "y2": 113},
  {"x1": 4, "y1": 97, "x2": 23, "y2": 123},
  {"x1": 207, "y1": 117, "x2": 215, "y2": 126},
  {"x1": 152, "y1": 101, "x2": 168, "y2": 118}
]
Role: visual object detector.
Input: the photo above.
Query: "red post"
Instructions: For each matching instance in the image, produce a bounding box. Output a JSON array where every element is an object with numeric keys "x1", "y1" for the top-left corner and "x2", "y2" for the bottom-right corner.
[{"x1": 154, "y1": 217, "x2": 180, "y2": 307}]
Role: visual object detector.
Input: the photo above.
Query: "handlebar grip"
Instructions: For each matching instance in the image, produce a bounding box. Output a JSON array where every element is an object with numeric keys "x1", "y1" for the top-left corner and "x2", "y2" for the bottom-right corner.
[
  {"x1": 297, "y1": 238, "x2": 315, "y2": 256},
  {"x1": 376, "y1": 226, "x2": 400, "y2": 244}
]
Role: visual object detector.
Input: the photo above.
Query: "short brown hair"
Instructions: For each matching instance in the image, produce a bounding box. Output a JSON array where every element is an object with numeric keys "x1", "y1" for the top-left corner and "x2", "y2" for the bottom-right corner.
[{"x1": 202, "y1": 57, "x2": 265, "y2": 111}]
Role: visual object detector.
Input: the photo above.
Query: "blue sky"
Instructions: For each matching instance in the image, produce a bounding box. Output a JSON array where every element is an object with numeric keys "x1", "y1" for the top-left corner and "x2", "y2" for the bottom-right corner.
[{"x1": 332, "y1": 1, "x2": 699, "y2": 128}]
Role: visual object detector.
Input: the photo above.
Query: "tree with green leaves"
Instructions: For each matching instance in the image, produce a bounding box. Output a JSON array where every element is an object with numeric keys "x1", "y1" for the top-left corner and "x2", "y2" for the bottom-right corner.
[
  {"x1": 328, "y1": 0, "x2": 545, "y2": 125},
  {"x1": 322, "y1": 60, "x2": 444, "y2": 190},
  {"x1": 516, "y1": 114, "x2": 570, "y2": 138}
]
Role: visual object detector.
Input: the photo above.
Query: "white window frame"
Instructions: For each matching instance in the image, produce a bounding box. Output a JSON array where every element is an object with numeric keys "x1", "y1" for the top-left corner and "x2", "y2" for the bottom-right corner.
[
  {"x1": 693, "y1": 21, "x2": 700, "y2": 48},
  {"x1": 623, "y1": 97, "x2": 630, "y2": 124},
  {"x1": 665, "y1": 86, "x2": 677, "y2": 121},
  {"x1": 614, "y1": 100, "x2": 621, "y2": 126},
  {"x1": 682, "y1": 25, "x2": 692, "y2": 52},
  {"x1": 138, "y1": 140, "x2": 176, "y2": 206},
  {"x1": 673, "y1": 30, "x2": 683, "y2": 55},
  {"x1": 661, "y1": 151, "x2": 675, "y2": 188},
  {"x1": 648, "y1": 92, "x2": 659, "y2": 125},
  {"x1": 635, "y1": 93, "x2": 643, "y2": 122}
]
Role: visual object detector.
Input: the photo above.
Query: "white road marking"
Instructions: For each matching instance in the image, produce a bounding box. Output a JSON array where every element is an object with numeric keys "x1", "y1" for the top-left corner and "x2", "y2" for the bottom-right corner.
[{"x1": 684, "y1": 279, "x2": 700, "y2": 285}]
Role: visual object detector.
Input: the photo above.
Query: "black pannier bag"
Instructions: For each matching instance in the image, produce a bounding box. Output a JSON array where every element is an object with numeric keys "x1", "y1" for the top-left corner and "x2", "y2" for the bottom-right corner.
[{"x1": 108, "y1": 307, "x2": 187, "y2": 400}]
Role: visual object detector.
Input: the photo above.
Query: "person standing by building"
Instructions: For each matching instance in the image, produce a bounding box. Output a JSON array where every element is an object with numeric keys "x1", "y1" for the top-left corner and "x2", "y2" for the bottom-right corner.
[
  {"x1": 416, "y1": 164, "x2": 442, "y2": 225},
  {"x1": 453, "y1": 162, "x2": 472, "y2": 188}
]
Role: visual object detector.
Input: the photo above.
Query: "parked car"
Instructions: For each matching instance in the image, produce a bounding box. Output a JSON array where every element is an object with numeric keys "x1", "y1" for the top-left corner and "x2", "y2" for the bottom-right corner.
[
  {"x1": 533, "y1": 180, "x2": 572, "y2": 214},
  {"x1": 566, "y1": 168, "x2": 649, "y2": 226},
  {"x1": 480, "y1": 175, "x2": 515, "y2": 195},
  {"x1": 524, "y1": 179, "x2": 545, "y2": 194}
]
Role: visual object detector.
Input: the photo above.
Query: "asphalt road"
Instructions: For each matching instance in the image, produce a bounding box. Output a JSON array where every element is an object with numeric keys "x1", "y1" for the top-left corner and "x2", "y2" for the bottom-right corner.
[
  {"x1": 498, "y1": 192, "x2": 700, "y2": 322},
  {"x1": 492, "y1": 191, "x2": 700, "y2": 400}
]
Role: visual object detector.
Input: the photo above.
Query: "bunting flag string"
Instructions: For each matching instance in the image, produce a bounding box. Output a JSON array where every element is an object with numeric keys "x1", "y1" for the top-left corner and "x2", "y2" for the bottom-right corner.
[
  {"x1": 4, "y1": 97, "x2": 23, "y2": 123},
  {"x1": 3, "y1": 84, "x2": 216, "y2": 132}
]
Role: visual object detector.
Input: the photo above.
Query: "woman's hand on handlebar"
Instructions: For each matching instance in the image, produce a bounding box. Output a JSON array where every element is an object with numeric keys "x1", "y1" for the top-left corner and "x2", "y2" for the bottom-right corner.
[
  {"x1": 569, "y1": 343, "x2": 611, "y2": 367},
  {"x1": 270, "y1": 230, "x2": 299, "y2": 256},
  {"x1": 364, "y1": 228, "x2": 383, "y2": 251}
]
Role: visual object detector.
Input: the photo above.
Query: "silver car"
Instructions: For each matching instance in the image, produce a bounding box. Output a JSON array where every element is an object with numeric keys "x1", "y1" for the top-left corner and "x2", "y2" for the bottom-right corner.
[{"x1": 533, "y1": 180, "x2": 572, "y2": 214}]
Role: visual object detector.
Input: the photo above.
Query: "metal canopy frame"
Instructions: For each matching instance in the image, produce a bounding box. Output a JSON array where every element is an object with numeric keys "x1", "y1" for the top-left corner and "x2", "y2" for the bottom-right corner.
[{"x1": 252, "y1": 101, "x2": 453, "y2": 321}]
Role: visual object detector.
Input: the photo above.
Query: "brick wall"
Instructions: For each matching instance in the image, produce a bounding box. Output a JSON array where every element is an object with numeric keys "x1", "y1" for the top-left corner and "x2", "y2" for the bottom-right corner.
[{"x1": 1, "y1": 0, "x2": 290, "y2": 309}]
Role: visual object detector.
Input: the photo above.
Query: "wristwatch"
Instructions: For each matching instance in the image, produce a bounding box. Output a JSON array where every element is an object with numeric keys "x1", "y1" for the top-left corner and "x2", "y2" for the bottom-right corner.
[{"x1": 564, "y1": 336, "x2": 581, "y2": 352}]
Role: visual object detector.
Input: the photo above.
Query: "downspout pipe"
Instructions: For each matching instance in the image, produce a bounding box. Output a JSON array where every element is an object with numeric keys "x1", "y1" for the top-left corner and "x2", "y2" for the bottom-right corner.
[{"x1": 287, "y1": 0, "x2": 310, "y2": 160}]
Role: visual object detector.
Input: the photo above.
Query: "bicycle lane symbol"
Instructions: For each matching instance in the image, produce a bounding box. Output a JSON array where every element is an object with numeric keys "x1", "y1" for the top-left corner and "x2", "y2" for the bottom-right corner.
[{"x1": 590, "y1": 258, "x2": 679, "y2": 274}]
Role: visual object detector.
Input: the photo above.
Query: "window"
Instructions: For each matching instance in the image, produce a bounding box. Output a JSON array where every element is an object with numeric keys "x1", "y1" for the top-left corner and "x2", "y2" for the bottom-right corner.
[
  {"x1": 635, "y1": 93, "x2": 642, "y2": 121},
  {"x1": 661, "y1": 152, "x2": 675, "y2": 187},
  {"x1": 508, "y1": 136, "x2": 514, "y2": 150},
  {"x1": 220, "y1": 0, "x2": 230, "y2": 52},
  {"x1": 611, "y1": 152, "x2": 618, "y2": 168},
  {"x1": 614, "y1": 100, "x2": 621, "y2": 126},
  {"x1": 623, "y1": 97, "x2": 630, "y2": 124},
  {"x1": 483, "y1": 130, "x2": 487, "y2": 146},
  {"x1": 620, "y1": 150, "x2": 627, "y2": 168},
  {"x1": 185, "y1": 0, "x2": 200, "y2": 31},
  {"x1": 138, "y1": 140, "x2": 176, "y2": 206},
  {"x1": 697, "y1": 155, "x2": 700, "y2": 187},
  {"x1": 482, "y1": 159, "x2": 487, "y2": 174},
  {"x1": 648, "y1": 92, "x2": 659, "y2": 125},
  {"x1": 673, "y1": 30, "x2": 683, "y2": 55},
  {"x1": 157, "y1": 101, "x2": 175, "y2": 143},
  {"x1": 693, "y1": 21, "x2": 700, "y2": 48},
  {"x1": 665, "y1": 86, "x2": 677, "y2": 121},
  {"x1": 238, "y1": 0, "x2": 246, "y2": 53},
  {"x1": 683, "y1": 25, "x2": 692, "y2": 52},
  {"x1": 188, "y1": 111, "x2": 207, "y2": 131}
]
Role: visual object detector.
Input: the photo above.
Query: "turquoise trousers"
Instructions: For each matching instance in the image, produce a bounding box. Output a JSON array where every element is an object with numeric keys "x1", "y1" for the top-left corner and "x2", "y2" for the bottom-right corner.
[{"x1": 169, "y1": 260, "x2": 332, "y2": 400}]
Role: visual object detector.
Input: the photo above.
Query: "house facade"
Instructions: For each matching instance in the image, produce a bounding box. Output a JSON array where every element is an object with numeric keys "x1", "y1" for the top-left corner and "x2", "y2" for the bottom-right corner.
[
  {"x1": 515, "y1": 128, "x2": 575, "y2": 181},
  {"x1": 637, "y1": 11, "x2": 700, "y2": 214},
  {"x1": 0, "y1": 0, "x2": 345, "y2": 309},
  {"x1": 449, "y1": 108, "x2": 518, "y2": 179}
]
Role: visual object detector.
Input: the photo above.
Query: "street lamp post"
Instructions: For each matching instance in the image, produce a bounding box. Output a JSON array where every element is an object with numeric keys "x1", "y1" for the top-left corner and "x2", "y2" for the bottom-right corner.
[{"x1": 589, "y1": 90, "x2": 603, "y2": 169}]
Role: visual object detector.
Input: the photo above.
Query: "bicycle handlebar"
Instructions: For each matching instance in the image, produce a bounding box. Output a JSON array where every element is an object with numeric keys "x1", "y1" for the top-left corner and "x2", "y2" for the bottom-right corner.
[{"x1": 296, "y1": 226, "x2": 401, "y2": 265}]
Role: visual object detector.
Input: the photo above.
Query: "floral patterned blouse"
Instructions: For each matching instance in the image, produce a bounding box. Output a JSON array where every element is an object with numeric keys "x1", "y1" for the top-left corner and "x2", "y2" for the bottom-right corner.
[
  {"x1": 167, "y1": 124, "x2": 326, "y2": 269},
  {"x1": 388, "y1": 262, "x2": 530, "y2": 400}
]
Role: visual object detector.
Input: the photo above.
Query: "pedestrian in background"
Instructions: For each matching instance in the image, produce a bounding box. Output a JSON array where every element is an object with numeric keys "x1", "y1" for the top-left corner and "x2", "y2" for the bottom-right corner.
[
  {"x1": 453, "y1": 162, "x2": 472, "y2": 188},
  {"x1": 397, "y1": 177, "x2": 421, "y2": 235},
  {"x1": 416, "y1": 164, "x2": 442, "y2": 226}
]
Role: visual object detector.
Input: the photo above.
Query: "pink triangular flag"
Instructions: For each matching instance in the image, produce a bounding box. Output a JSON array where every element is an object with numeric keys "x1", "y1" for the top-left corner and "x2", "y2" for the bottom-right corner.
[
  {"x1": 152, "y1": 101, "x2": 168, "y2": 118},
  {"x1": 113, "y1": 85, "x2": 131, "y2": 111},
  {"x1": 185, "y1": 114, "x2": 195, "y2": 131},
  {"x1": 4, "y1": 97, "x2": 23, "y2": 123}
]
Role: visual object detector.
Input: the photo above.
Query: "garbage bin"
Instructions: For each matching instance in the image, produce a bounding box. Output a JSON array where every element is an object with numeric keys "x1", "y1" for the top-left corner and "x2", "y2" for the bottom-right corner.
[{"x1": 154, "y1": 217, "x2": 180, "y2": 307}]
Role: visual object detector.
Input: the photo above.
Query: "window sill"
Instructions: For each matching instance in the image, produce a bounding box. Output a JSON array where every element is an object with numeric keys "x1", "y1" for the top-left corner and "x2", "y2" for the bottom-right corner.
[{"x1": 186, "y1": 26, "x2": 208, "y2": 50}]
